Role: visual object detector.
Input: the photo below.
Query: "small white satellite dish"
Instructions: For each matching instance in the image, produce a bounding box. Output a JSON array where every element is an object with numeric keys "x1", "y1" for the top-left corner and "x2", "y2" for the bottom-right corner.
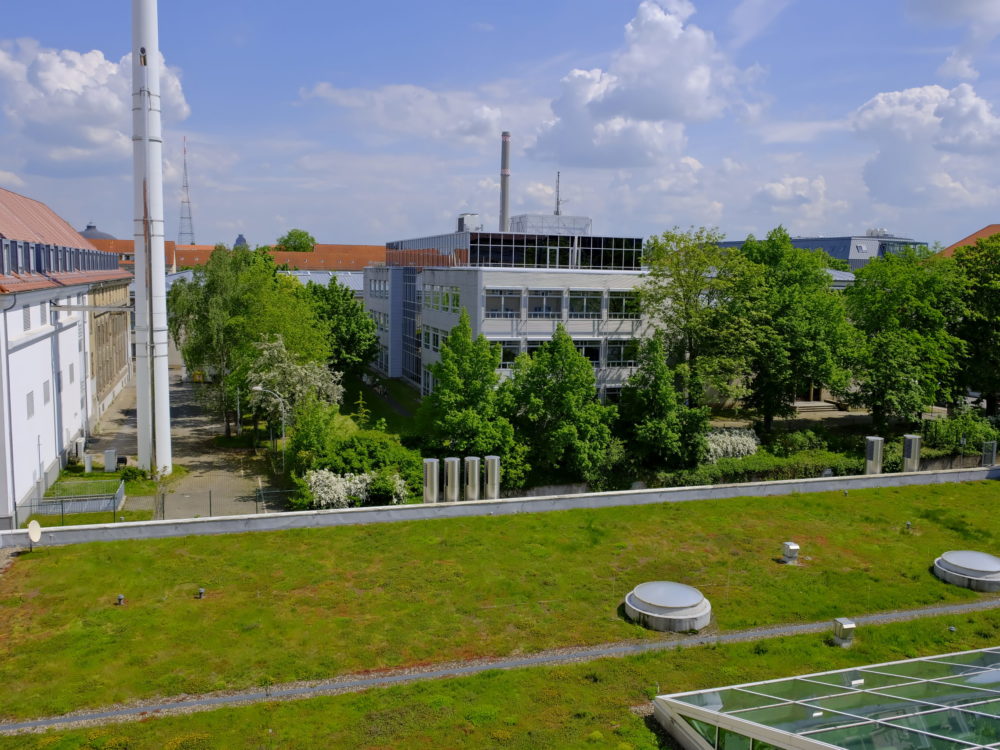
[{"x1": 27, "y1": 520, "x2": 41, "y2": 550}]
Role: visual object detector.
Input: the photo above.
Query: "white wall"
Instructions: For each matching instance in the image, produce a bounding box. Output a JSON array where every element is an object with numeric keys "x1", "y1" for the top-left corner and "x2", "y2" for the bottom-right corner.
[{"x1": 0, "y1": 287, "x2": 94, "y2": 527}]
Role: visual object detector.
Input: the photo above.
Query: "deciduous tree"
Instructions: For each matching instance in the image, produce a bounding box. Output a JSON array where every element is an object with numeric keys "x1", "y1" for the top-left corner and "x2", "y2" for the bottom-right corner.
[
  {"x1": 618, "y1": 336, "x2": 709, "y2": 470},
  {"x1": 737, "y1": 227, "x2": 853, "y2": 431},
  {"x1": 952, "y1": 234, "x2": 1000, "y2": 415},
  {"x1": 844, "y1": 247, "x2": 967, "y2": 433},
  {"x1": 304, "y1": 279, "x2": 378, "y2": 378},
  {"x1": 499, "y1": 325, "x2": 619, "y2": 487},
  {"x1": 415, "y1": 310, "x2": 528, "y2": 487},
  {"x1": 274, "y1": 228, "x2": 316, "y2": 253},
  {"x1": 640, "y1": 226, "x2": 761, "y2": 405}
]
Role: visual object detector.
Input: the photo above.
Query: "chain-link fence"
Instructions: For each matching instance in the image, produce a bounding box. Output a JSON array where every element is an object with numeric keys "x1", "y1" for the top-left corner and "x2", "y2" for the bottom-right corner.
[
  {"x1": 156, "y1": 486, "x2": 297, "y2": 520},
  {"x1": 15, "y1": 480, "x2": 126, "y2": 528}
]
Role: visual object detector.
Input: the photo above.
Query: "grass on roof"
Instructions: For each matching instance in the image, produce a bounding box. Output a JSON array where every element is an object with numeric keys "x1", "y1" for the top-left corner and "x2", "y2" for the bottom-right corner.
[
  {"x1": 0, "y1": 481, "x2": 998, "y2": 721},
  {"x1": 5, "y1": 609, "x2": 999, "y2": 749}
]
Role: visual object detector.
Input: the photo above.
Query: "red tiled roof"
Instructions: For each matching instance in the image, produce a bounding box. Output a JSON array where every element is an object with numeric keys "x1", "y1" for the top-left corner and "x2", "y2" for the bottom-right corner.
[
  {"x1": 0, "y1": 268, "x2": 132, "y2": 294},
  {"x1": 91, "y1": 240, "x2": 386, "y2": 270},
  {"x1": 0, "y1": 188, "x2": 97, "y2": 250},
  {"x1": 940, "y1": 224, "x2": 1000, "y2": 257}
]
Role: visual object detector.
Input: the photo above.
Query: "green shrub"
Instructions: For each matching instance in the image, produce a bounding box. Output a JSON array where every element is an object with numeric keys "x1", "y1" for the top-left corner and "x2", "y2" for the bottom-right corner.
[
  {"x1": 654, "y1": 449, "x2": 863, "y2": 487},
  {"x1": 292, "y1": 430, "x2": 422, "y2": 507},
  {"x1": 765, "y1": 429, "x2": 828, "y2": 458},
  {"x1": 118, "y1": 466, "x2": 148, "y2": 482},
  {"x1": 922, "y1": 407, "x2": 999, "y2": 455}
]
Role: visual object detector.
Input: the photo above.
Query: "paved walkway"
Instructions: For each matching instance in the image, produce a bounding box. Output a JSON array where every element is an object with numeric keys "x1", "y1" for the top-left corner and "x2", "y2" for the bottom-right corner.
[
  {"x1": 3, "y1": 596, "x2": 998, "y2": 735},
  {"x1": 89, "y1": 373, "x2": 277, "y2": 519}
]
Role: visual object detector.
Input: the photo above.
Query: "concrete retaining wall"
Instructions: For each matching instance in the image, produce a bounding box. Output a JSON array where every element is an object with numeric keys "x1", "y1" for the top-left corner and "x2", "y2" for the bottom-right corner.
[{"x1": 2, "y1": 466, "x2": 998, "y2": 549}]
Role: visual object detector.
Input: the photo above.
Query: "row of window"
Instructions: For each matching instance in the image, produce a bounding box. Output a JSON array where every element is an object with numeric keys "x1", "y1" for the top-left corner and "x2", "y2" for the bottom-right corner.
[
  {"x1": 424, "y1": 285, "x2": 461, "y2": 313},
  {"x1": 466, "y1": 234, "x2": 643, "y2": 271},
  {"x1": 421, "y1": 326, "x2": 448, "y2": 353},
  {"x1": 368, "y1": 278, "x2": 390, "y2": 298},
  {"x1": 484, "y1": 289, "x2": 640, "y2": 320},
  {"x1": 370, "y1": 310, "x2": 389, "y2": 333},
  {"x1": 496, "y1": 338, "x2": 638, "y2": 369}
]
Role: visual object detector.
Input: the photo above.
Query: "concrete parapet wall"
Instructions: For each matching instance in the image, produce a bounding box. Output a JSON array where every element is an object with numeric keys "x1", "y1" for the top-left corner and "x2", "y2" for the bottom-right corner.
[{"x1": 2, "y1": 466, "x2": 998, "y2": 549}]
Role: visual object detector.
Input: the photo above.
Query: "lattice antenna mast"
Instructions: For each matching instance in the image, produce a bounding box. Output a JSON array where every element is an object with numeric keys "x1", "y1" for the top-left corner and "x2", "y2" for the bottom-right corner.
[
  {"x1": 554, "y1": 171, "x2": 567, "y2": 216},
  {"x1": 177, "y1": 136, "x2": 195, "y2": 244}
]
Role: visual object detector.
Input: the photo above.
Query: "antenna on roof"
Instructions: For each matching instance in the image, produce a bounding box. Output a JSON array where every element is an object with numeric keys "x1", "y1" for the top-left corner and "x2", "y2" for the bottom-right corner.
[
  {"x1": 554, "y1": 171, "x2": 566, "y2": 216},
  {"x1": 177, "y1": 136, "x2": 195, "y2": 245}
]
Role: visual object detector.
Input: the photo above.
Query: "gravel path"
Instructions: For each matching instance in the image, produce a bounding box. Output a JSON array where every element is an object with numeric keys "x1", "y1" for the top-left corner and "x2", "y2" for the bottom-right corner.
[{"x1": 3, "y1": 595, "x2": 998, "y2": 736}]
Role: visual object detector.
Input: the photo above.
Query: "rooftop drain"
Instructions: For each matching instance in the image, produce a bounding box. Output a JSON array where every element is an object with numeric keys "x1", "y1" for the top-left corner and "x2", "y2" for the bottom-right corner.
[
  {"x1": 624, "y1": 581, "x2": 711, "y2": 632},
  {"x1": 933, "y1": 550, "x2": 1000, "y2": 593}
]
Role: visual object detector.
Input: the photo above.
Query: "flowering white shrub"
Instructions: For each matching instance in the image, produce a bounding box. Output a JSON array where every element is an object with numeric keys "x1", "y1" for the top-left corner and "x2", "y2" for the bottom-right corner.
[
  {"x1": 704, "y1": 428, "x2": 760, "y2": 463},
  {"x1": 305, "y1": 469, "x2": 408, "y2": 508}
]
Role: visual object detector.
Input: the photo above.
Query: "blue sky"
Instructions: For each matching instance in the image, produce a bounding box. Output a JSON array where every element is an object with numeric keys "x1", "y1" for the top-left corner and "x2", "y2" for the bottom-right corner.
[{"x1": 2, "y1": 0, "x2": 1000, "y2": 247}]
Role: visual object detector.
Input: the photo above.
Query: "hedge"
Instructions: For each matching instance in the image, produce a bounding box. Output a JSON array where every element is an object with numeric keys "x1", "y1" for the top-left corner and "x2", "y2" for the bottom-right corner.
[{"x1": 654, "y1": 449, "x2": 864, "y2": 488}]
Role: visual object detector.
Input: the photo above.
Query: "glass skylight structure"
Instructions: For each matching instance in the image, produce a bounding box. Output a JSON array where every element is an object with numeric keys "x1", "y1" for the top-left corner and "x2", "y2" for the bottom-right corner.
[{"x1": 655, "y1": 648, "x2": 1000, "y2": 750}]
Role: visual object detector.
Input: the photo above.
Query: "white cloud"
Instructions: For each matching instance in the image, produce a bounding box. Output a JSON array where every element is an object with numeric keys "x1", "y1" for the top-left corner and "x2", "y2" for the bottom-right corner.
[
  {"x1": 532, "y1": 0, "x2": 753, "y2": 167},
  {"x1": 0, "y1": 169, "x2": 24, "y2": 188},
  {"x1": 904, "y1": 1, "x2": 1000, "y2": 86},
  {"x1": 0, "y1": 38, "x2": 188, "y2": 177},
  {"x1": 853, "y1": 83, "x2": 1000, "y2": 207},
  {"x1": 752, "y1": 175, "x2": 847, "y2": 225},
  {"x1": 729, "y1": 0, "x2": 795, "y2": 49},
  {"x1": 938, "y1": 52, "x2": 979, "y2": 81},
  {"x1": 757, "y1": 119, "x2": 849, "y2": 144},
  {"x1": 904, "y1": 0, "x2": 1000, "y2": 29},
  {"x1": 302, "y1": 81, "x2": 547, "y2": 149}
]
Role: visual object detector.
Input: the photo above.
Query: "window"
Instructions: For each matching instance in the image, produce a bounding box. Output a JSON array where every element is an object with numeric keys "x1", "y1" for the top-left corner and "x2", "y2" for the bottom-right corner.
[
  {"x1": 423, "y1": 284, "x2": 461, "y2": 313},
  {"x1": 43, "y1": 380, "x2": 50, "y2": 404},
  {"x1": 69, "y1": 364, "x2": 75, "y2": 384},
  {"x1": 527, "y1": 290, "x2": 562, "y2": 319},
  {"x1": 574, "y1": 339, "x2": 601, "y2": 365},
  {"x1": 26, "y1": 391, "x2": 34, "y2": 419},
  {"x1": 484, "y1": 289, "x2": 521, "y2": 318},
  {"x1": 525, "y1": 339, "x2": 547, "y2": 356},
  {"x1": 606, "y1": 339, "x2": 638, "y2": 367},
  {"x1": 498, "y1": 340, "x2": 520, "y2": 369},
  {"x1": 422, "y1": 326, "x2": 446, "y2": 352},
  {"x1": 608, "y1": 291, "x2": 640, "y2": 319},
  {"x1": 603, "y1": 387, "x2": 622, "y2": 404},
  {"x1": 568, "y1": 290, "x2": 602, "y2": 319},
  {"x1": 22, "y1": 306, "x2": 30, "y2": 332}
]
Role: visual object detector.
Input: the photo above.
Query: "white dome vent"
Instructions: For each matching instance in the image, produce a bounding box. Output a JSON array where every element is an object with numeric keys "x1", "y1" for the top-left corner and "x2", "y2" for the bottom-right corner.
[
  {"x1": 624, "y1": 581, "x2": 712, "y2": 632},
  {"x1": 933, "y1": 550, "x2": 1000, "y2": 592}
]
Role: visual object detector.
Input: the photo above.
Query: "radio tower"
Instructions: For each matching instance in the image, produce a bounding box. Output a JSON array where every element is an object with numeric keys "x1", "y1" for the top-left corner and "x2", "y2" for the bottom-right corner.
[{"x1": 177, "y1": 136, "x2": 195, "y2": 245}]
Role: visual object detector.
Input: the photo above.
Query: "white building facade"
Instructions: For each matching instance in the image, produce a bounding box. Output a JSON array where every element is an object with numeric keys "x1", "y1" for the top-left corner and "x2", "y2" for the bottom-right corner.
[
  {"x1": 365, "y1": 226, "x2": 648, "y2": 401},
  {"x1": 0, "y1": 189, "x2": 132, "y2": 528},
  {"x1": 418, "y1": 266, "x2": 647, "y2": 401}
]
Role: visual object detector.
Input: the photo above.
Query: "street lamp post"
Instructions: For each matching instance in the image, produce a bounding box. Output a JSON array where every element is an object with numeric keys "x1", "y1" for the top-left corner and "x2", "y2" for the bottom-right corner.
[{"x1": 251, "y1": 386, "x2": 288, "y2": 473}]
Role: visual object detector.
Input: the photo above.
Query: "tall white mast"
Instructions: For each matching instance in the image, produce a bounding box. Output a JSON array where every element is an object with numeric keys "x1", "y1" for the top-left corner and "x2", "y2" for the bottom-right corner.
[{"x1": 132, "y1": 0, "x2": 172, "y2": 475}]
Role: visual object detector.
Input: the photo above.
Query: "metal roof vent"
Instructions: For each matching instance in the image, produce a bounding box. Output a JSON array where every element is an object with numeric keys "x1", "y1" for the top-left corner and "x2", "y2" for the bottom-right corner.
[
  {"x1": 934, "y1": 550, "x2": 1000, "y2": 592},
  {"x1": 624, "y1": 581, "x2": 712, "y2": 632}
]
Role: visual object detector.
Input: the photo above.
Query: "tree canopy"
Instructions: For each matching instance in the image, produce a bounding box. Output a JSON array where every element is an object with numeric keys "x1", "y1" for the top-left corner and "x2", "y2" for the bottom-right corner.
[
  {"x1": 640, "y1": 226, "x2": 761, "y2": 405},
  {"x1": 274, "y1": 228, "x2": 316, "y2": 253},
  {"x1": 617, "y1": 336, "x2": 709, "y2": 470},
  {"x1": 414, "y1": 310, "x2": 527, "y2": 487},
  {"x1": 736, "y1": 227, "x2": 853, "y2": 431},
  {"x1": 952, "y1": 234, "x2": 1000, "y2": 415},
  {"x1": 499, "y1": 325, "x2": 619, "y2": 487},
  {"x1": 844, "y1": 247, "x2": 967, "y2": 433},
  {"x1": 305, "y1": 279, "x2": 379, "y2": 378},
  {"x1": 167, "y1": 245, "x2": 331, "y2": 434}
]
